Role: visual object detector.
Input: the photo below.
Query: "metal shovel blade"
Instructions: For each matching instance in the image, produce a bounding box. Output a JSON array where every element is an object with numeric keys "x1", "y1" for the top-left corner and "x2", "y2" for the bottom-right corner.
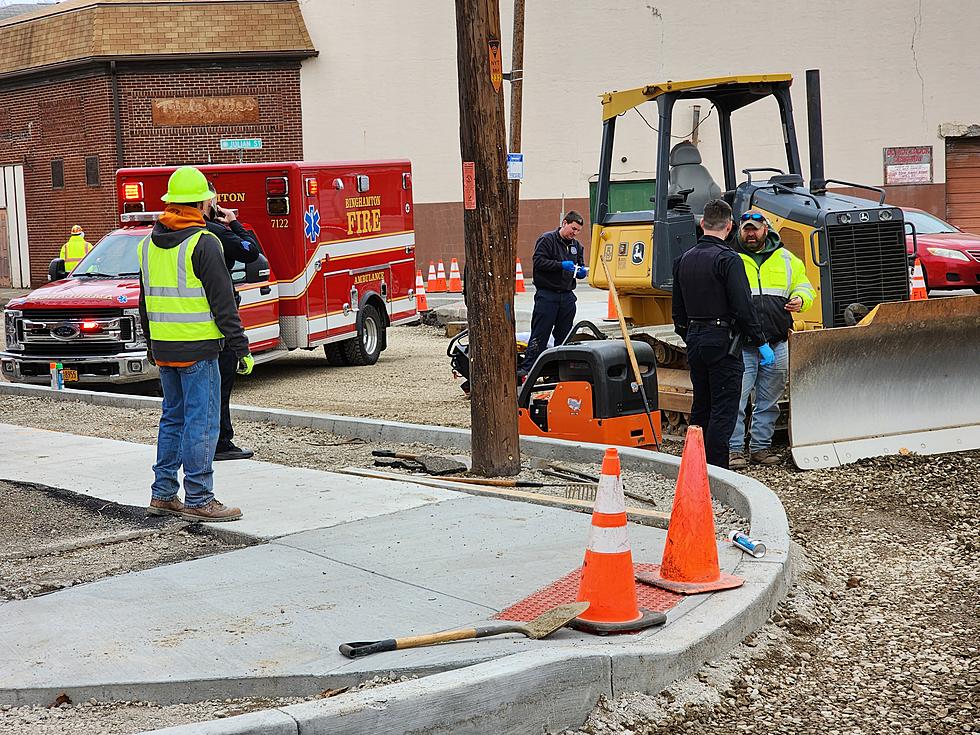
[{"x1": 522, "y1": 601, "x2": 590, "y2": 639}]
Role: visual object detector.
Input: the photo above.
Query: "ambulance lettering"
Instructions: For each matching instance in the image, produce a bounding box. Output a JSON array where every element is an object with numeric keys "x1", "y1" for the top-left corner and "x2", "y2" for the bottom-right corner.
[
  {"x1": 217, "y1": 192, "x2": 246, "y2": 203},
  {"x1": 353, "y1": 272, "x2": 384, "y2": 285}
]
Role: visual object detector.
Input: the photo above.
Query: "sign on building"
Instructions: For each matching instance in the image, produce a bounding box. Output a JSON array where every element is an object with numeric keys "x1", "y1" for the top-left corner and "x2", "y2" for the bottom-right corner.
[
  {"x1": 152, "y1": 97, "x2": 259, "y2": 127},
  {"x1": 883, "y1": 146, "x2": 932, "y2": 185}
]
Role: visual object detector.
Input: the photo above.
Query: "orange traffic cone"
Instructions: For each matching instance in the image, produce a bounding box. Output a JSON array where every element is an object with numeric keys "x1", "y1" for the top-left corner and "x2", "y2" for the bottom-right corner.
[
  {"x1": 909, "y1": 258, "x2": 928, "y2": 301},
  {"x1": 448, "y1": 258, "x2": 463, "y2": 293},
  {"x1": 414, "y1": 270, "x2": 429, "y2": 312},
  {"x1": 515, "y1": 257, "x2": 527, "y2": 293},
  {"x1": 427, "y1": 262, "x2": 439, "y2": 293},
  {"x1": 604, "y1": 290, "x2": 617, "y2": 322},
  {"x1": 570, "y1": 447, "x2": 667, "y2": 634},
  {"x1": 434, "y1": 260, "x2": 448, "y2": 292},
  {"x1": 636, "y1": 426, "x2": 743, "y2": 595}
]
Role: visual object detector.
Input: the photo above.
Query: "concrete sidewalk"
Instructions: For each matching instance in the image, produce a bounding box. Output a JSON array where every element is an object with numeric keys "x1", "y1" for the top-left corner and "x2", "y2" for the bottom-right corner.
[{"x1": 0, "y1": 413, "x2": 791, "y2": 734}]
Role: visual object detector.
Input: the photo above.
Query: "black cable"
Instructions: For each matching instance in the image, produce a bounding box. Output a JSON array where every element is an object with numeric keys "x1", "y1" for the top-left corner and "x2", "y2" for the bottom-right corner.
[{"x1": 633, "y1": 104, "x2": 716, "y2": 139}]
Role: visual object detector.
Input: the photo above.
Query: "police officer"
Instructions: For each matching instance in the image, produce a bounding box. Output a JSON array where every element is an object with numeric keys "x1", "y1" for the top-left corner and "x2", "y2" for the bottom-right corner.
[
  {"x1": 518, "y1": 211, "x2": 589, "y2": 379},
  {"x1": 204, "y1": 183, "x2": 262, "y2": 461},
  {"x1": 60, "y1": 225, "x2": 93, "y2": 273},
  {"x1": 672, "y1": 199, "x2": 774, "y2": 469}
]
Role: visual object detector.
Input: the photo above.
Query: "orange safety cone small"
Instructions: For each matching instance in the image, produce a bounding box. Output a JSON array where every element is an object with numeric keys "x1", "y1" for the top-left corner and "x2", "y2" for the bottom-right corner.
[
  {"x1": 515, "y1": 257, "x2": 527, "y2": 293},
  {"x1": 570, "y1": 447, "x2": 667, "y2": 634},
  {"x1": 603, "y1": 290, "x2": 617, "y2": 322},
  {"x1": 448, "y1": 258, "x2": 463, "y2": 293},
  {"x1": 427, "y1": 262, "x2": 439, "y2": 293},
  {"x1": 414, "y1": 269, "x2": 429, "y2": 312},
  {"x1": 909, "y1": 258, "x2": 928, "y2": 301},
  {"x1": 434, "y1": 260, "x2": 448, "y2": 292},
  {"x1": 636, "y1": 426, "x2": 743, "y2": 595}
]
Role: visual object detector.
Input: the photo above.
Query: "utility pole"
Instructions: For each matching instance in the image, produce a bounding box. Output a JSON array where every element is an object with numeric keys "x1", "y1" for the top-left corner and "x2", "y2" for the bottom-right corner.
[
  {"x1": 508, "y1": 0, "x2": 525, "y2": 251},
  {"x1": 455, "y1": 0, "x2": 520, "y2": 476}
]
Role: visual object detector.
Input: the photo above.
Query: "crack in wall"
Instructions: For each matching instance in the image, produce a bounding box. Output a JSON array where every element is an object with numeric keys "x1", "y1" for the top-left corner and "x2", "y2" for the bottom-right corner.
[{"x1": 910, "y1": 0, "x2": 927, "y2": 131}]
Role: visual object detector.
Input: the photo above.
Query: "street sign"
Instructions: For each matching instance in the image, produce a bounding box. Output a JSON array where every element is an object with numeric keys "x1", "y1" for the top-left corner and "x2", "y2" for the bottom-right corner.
[
  {"x1": 507, "y1": 152, "x2": 524, "y2": 181},
  {"x1": 220, "y1": 138, "x2": 263, "y2": 151}
]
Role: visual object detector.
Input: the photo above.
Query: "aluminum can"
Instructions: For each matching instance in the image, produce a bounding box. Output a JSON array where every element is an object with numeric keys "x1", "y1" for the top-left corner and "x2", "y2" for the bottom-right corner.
[
  {"x1": 729, "y1": 530, "x2": 766, "y2": 558},
  {"x1": 49, "y1": 362, "x2": 64, "y2": 390}
]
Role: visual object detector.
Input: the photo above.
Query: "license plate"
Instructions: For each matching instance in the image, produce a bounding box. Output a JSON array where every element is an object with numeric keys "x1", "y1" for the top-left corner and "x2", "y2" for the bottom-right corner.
[{"x1": 62, "y1": 368, "x2": 79, "y2": 382}]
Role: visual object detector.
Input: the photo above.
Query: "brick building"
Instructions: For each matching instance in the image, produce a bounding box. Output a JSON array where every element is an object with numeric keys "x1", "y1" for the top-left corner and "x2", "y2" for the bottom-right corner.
[{"x1": 0, "y1": 0, "x2": 316, "y2": 287}]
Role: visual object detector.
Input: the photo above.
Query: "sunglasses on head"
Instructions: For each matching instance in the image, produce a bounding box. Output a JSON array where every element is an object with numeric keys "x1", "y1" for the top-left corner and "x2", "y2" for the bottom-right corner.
[{"x1": 740, "y1": 212, "x2": 766, "y2": 223}]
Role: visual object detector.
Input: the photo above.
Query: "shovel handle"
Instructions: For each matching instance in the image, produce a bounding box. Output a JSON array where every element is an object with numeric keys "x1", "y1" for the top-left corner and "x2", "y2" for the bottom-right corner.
[{"x1": 339, "y1": 622, "x2": 527, "y2": 658}]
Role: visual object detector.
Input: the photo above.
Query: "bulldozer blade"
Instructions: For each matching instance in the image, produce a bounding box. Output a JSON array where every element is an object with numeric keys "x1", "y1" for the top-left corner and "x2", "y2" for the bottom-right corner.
[{"x1": 788, "y1": 296, "x2": 980, "y2": 469}]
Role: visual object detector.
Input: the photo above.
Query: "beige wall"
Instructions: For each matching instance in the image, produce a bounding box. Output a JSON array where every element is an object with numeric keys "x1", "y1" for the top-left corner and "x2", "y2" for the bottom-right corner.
[{"x1": 299, "y1": 1, "x2": 980, "y2": 205}]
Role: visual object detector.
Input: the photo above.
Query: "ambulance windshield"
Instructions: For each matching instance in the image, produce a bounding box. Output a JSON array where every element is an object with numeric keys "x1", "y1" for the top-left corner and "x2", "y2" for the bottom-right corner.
[{"x1": 72, "y1": 232, "x2": 144, "y2": 279}]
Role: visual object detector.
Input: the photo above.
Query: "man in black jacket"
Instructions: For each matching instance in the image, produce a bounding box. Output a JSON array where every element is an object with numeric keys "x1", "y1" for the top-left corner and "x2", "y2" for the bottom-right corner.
[
  {"x1": 518, "y1": 211, "x2": 588, "y2": 378},
  {"x1": 672, "y1": 199, "x2": 774, "y2": 469},
  {"x1": 204, "y1": 185, "x2": 262, "y2": 461}
]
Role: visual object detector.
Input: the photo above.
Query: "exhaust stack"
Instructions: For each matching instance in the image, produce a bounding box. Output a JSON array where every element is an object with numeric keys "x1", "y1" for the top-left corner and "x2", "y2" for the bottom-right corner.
[{"x1": 805, "y1": 69, "x2": 826, "y2": 193}]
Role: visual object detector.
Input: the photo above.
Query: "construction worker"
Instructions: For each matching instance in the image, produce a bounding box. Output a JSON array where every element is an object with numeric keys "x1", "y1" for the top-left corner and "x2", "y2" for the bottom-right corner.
[
  {"x1": 60, "y1": 225, "x2": 93, "y2": 272},
  {"x1": 204, "y1": 182, "x2": 262, "y2": 461},
  {"x1": 728, "y1": 210, "x2": 816, "y2": 468},
  {"x1": 672, "y1": 199, "x2": 773, "y2": 470},
  {"x1": 139, "y1": 165, "x2": 253, "y2": 523},
  {"x1": 518, "y1": 211, "x2": 589, "y2": 380}
]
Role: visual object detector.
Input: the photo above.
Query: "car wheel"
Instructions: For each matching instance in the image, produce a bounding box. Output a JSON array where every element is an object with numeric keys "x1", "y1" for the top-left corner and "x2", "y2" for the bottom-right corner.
[
  {"x1": 323, "y1": 342, "x2": 350, "y2": 367},
  {"x1": 342, "y1": 303, "x2": 384, "y2": 366}
]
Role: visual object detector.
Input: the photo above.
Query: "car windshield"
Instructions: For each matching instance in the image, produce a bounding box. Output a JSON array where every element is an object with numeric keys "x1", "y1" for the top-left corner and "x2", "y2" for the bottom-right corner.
[
  {"x1": 71, "y1": 232, "x2": 145, "y2": 278},
  {"x1": 902, "y1": 210, "x2": 959, "y2": 235}
]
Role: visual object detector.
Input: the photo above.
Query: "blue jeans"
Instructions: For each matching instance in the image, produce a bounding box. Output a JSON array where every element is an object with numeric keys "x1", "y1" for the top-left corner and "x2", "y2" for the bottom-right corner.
[
  {"x1": 729, "y1": 340, "x2": 789, "y2": 454},
  {"x1": 152, "y1": 359, "x2": 221, "y2": 508}
]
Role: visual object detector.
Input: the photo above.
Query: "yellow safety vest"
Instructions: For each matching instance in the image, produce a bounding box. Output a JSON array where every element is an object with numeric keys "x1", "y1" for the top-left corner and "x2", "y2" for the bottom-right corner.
[
  {"x1": 60, "y1": 235, "x2": 92, "y2": 272},
  {"x1": 137, "y1": 230, "x2": 223, "y2": 342},
  {"x1": 738, "y1": 247, "x2": 816, "y2": 309}
]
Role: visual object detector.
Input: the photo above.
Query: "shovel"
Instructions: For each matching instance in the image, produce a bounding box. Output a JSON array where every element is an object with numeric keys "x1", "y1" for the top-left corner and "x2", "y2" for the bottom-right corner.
[
  {"x1": 338, "y1": 601, "x2": 589, "y2": 658},
  {"x1": 371, "y1": 450, "x2": 467, "y2": 476}
]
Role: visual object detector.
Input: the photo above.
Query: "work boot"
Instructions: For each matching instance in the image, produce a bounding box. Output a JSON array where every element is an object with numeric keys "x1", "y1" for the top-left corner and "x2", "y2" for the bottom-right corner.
[
  {"x1": 181, "y1": 500, "x2": 243, "y2": 523},
  {"x1": 214, "y1": 444, "x2": 254, "y2": 461},
  {"x1": 750, "y1": 449, "x2": 781, "y2": 465},
  {"x1": 729, "y1": 453, "x2": 748, "y2": 470},
  {"x1": 147, "y1": 497, "x2": 184, "y2": 517}
]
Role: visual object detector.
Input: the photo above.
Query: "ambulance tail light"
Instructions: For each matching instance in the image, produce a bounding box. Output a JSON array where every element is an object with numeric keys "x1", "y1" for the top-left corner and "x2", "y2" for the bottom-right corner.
[
  {"x1": 304, "y1": 177, "x2": 319, "y2": 196},
  {"x1": 122, "y1": 181, "x2": 145, "y2": 213},
  {"x1": 265, "y1": 177, "x2": 288, "y2": 196},
  {"x1": 267, "y1": 198, "x2": 289, "y2": 216},
  {"x1": 402, "y1": 172, "x2": 412, "y2": 190},
  {"x1": 122, "y1": 182, "x2": 143, "y2": 200}
]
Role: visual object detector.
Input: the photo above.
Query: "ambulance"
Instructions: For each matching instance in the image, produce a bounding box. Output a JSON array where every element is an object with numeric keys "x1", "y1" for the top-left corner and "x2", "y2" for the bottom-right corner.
[{"x1": 1, "y1": 161, "x2": 417, "y2": 385}]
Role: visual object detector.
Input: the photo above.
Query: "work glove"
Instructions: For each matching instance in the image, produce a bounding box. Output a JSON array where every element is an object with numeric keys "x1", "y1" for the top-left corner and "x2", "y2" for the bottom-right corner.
[
  {"x1": 575, "y1": 265, "x2": 589, "y2": 279},
  {"x1": 561, "y1": 260, "x2": 576, "y2": 272},
  {"x1": 236, "y1": 353, "x2": 255, "y2": 376},
  {"x1": 759, "y1": 343, "x2": 775, "y2": 367}
]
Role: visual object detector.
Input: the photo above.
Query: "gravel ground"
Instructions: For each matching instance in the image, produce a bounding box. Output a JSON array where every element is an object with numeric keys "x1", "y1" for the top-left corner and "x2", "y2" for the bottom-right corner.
[
  {"x1": 563, "y1": 450, "x2": 980, "y2": 735},
  {"x1": 0, "y1": 479, "x2": 252, "y2": 601}
]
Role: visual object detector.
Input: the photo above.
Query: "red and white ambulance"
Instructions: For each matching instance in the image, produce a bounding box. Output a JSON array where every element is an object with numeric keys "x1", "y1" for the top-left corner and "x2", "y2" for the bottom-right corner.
[{"x1": 1, "y1": 160, "x2": 417, "y2": 385}]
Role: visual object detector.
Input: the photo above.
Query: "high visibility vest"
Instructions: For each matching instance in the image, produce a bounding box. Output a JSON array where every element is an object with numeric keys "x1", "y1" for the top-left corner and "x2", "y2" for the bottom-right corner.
[
  {"x1": 737, "y1": 247, "x2": 816, "y2": 310},
  {"x1": 137, "y1": 229, "x2": 223, "y2": 342},
  {"x1": 60, "y1": 235, "x2": 92, "y2": 272}
]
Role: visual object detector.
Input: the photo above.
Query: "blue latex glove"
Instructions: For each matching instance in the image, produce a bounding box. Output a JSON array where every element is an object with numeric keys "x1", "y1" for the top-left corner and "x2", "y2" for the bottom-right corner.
[
  {"x1": 561, "y1": 260, "x2": 576, "y2": 272},
  {"x1": 575, "y1": 265, "x2": 588, "y2": 279},
  {"x1": 759, "y1": 343, "x2": 775, "y2": 367}
]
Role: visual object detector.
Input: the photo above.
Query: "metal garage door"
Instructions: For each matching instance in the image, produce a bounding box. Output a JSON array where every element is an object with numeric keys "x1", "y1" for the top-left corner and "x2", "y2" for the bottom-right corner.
[{"x1": 946, "y1": 138, "x2": 980, "y2": 234}]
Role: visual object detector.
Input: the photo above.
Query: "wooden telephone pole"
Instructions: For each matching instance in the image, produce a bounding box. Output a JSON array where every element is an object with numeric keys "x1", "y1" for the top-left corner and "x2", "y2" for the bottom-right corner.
[{"x1": 455, "y1": 0, "x2": 520, "y2": 476}]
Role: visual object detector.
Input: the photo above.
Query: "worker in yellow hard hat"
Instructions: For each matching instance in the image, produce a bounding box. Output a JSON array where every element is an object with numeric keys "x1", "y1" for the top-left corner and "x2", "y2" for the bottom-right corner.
[
  {"x1": 139, "y1": 165, "x2": 253, "y2": 523},
  {"x1": 60, "y1": 225, "x2": 93, "y2": 272}
]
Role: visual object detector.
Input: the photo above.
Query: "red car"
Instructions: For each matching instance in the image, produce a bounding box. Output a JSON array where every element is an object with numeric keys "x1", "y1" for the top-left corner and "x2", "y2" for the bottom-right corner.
[{"x1": 903, "y1": 208, "x2": 980, "y2": 294}]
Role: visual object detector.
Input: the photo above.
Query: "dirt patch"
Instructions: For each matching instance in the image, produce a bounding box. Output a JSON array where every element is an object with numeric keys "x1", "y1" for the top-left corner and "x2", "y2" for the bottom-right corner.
[{"x1": 0, "y1": 480, "x2": 254, "y2": 601}]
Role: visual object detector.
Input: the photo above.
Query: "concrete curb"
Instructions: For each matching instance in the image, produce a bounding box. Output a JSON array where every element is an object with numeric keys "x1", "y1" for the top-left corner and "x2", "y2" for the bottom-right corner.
[{"x1": 0, "y1": 382, "x2": 792, "y2": 735}]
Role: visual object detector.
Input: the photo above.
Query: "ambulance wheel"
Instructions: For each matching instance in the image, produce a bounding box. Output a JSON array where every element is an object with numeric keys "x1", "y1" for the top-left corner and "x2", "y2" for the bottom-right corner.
[
  {"x1": 343, "y1": 303, "x2": 383, "y2": 366},
  {"x1": 323, "y1": 342, "x2": 350, "y2": 367}
]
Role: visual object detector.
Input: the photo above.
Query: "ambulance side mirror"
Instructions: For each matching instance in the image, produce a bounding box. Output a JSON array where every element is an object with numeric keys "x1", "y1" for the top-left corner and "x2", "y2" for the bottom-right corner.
[
  {"x1": 48, "y1": 258, "x2": 67, "y2": 282},
  {"x1": 245, "y1": 253, "x2": 271, "y2": 284}
]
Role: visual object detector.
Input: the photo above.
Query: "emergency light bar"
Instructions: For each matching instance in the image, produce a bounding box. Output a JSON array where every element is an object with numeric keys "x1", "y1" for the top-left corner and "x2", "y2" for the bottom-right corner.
[
  {"x1": 304, "y1": 177, "x2": 319, "y2": 196},
  {"x1": 120, "y1": 211, "x2": 162, "y2": 224}
]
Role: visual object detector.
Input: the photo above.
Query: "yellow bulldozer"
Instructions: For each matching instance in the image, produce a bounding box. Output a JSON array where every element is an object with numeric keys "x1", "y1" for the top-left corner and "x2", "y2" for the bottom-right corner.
[{"x1": 588, "y1": 71, "x2": 980, "y2": 469}]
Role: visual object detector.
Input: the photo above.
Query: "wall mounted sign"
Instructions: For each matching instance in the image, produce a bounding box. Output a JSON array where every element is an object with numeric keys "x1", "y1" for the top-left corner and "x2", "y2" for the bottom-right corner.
[
  {"x1": 883, "y1": 146, "x2": 933, "y2": 185},
  {"x1": 152, "y1": 96, "x2": 259, "y2": 127}
]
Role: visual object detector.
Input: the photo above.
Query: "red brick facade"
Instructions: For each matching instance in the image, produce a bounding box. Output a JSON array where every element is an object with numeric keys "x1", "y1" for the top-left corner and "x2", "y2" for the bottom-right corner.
[{"x1": 0, "y1": 62, "x2": 304, "y2": 286}]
